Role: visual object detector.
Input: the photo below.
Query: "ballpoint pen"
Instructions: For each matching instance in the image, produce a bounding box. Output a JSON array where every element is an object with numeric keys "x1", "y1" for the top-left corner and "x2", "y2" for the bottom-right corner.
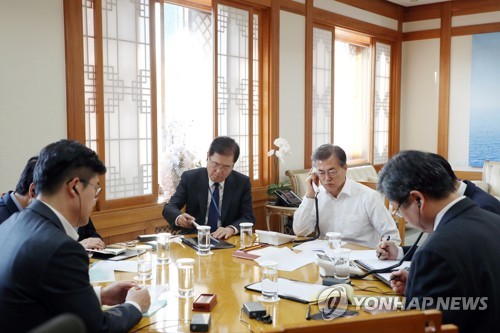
[{"x1": 377, "y1": 235, "x2": 391, "y2": 258}]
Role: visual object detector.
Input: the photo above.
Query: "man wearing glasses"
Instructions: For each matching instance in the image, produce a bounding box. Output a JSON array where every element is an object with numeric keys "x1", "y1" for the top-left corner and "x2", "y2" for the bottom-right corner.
[
  {"x1": 375, "y1": 150, "x2": 500, "y2": 333},
  {"x1": 163, "y1": 136, "x2": 255, "y2": 239},
  {"x1": 0, "y1": 139, "x2": 150, "y2": 332},
  {"x1": 0, "y1": 156, "x2": 106, "y2": 250},
  {"x1": 293, "y1": 144, "x2": 400, "y2": 248}
]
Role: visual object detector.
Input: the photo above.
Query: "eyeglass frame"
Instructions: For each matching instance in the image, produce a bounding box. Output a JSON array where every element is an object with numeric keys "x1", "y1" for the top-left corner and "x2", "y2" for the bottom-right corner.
[
  {"x1": 392, "y1": 197, "x2": 409, "y2": 219},
  {"x1": 316, "y1": 167, "x2": 341, "y2": 178},
  {"x1": 79, "y1": 179, "x2": 102, "y2": 199},
  {"x1": 208, "y1": 156, "x2": 234, "y2": 173}
]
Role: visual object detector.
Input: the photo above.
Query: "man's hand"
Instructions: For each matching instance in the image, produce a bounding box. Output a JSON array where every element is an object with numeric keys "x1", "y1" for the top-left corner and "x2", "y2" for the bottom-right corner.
[
  {"x1": 376, "y1": 240, "x2": 398, "y2": 260},
  {"x1": 305, "y1": 170, "x2": 319, "y2": 199},
  {"x1": 390, "y1": 269, "x2": 408, "y2": 295},
  {"x1": 176, "y1": 213, "x2": 196, "y2": 228},
  {"x1": 212, "y1": 226, "x2": 235, "y2": 239},
  {"x1": 101, "y1": 281, "x2": 136, "y2": 305},
  {"x1": 126, "y1": 286, "x2": 151, "y2": 313},
  {"x1": 80, "y1": 237, "x2": 105, "y2": 250}
]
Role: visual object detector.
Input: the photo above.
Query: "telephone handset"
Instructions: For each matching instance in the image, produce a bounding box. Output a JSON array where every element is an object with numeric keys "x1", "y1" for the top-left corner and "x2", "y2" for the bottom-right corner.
[
  {"x1": 310, "y1": 168, "x2": 320, "y2": 192},
  {"x1": 275, "y1": 189, "x2": 302, "y2": 207}
]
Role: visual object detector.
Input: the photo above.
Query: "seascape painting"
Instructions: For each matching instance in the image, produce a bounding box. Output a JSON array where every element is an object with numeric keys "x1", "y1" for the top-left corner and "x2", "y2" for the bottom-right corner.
[{"x1": 469, "y1": 32, "x2": 500, "y2": 168}]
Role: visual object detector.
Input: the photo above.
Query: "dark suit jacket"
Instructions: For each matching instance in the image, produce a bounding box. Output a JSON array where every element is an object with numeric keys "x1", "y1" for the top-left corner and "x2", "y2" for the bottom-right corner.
[
  {"x1": 163, "y1": 168, "x2": 255, "y2": 233},
  {"x1": 0, "y1": 191, "x2": 18, "y2": 224},
  {"x1": 0, "y1": 200, "x2": 142, "y2": 333},
  {"x1": 0, "y1": 191, "x2": 101, "y2": 240},
  {"x1": 463, "y1": 180, "x2": 500, "y2": 215},
  {"x1": 405, "y1": 198, "x2": 500, "y2": 333}
]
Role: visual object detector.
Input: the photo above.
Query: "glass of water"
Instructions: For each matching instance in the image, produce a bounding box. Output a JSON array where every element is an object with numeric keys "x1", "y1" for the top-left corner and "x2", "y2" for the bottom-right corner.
[
  {"x1": 326, "y1": 232, "x2": 342, "y2": 250},
  {"x1": 136, "y1": 246, "x2": 153, "y2": 281},
  {"x1": 156, "y1": 232, "x2": 171, "y2": 264},
  {"x1": 239, "y1": 222, "x2": 253, "y2": 249},
  {"x1": 333, "y1": 248, "x2": 351, "y2": 282},
  {"x1": 259, "y1": 261, "x2": 279, "y2": 302},
  {"x1": 177, "y1": 258, "x2": 195, "y2": 298},
  {"x1": 197, "y1": 226, "x2": 212, "y2": 256}
]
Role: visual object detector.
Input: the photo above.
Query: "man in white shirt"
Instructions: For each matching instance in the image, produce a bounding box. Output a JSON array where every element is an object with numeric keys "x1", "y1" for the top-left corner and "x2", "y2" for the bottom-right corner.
[{"x1": 293, "y1": 144, "x2": 400, "y2": 248}]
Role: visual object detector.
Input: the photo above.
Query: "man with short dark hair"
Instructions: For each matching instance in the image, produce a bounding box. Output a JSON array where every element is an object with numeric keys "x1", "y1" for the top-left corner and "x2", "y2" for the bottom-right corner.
[
  {"x1": 163, "y1": 136, "x2": 255, "y2": 239},
  {"x1": 0, "y1": 156, "x2": 37, "y2": 223},
  {"x1": 293, "y1": 144, "x2": 400, "y2": 248},
  {"x1": 0, "y1": 156, "x2": 106, "y2": 250},
  {"x1": 377, "y1": 150, "x2": 500, "y2": 333},
  {"x1": 0, "y1": 140, "x2": 150, "y2": 332}
]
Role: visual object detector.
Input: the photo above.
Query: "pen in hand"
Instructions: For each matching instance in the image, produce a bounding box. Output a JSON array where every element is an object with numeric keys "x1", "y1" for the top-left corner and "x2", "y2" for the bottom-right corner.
[{"x1": 377, "y1": 235, "x2": 391, "y2": 258}]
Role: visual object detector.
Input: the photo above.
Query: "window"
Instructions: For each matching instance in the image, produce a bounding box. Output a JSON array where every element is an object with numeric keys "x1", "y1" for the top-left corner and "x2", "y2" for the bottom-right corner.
[
  {"x1": 69, "y1": 0, "x2": 269, "y2": 210},
  {"x1": 312, "y1": 27, "x2": 391, "y2": 164}
]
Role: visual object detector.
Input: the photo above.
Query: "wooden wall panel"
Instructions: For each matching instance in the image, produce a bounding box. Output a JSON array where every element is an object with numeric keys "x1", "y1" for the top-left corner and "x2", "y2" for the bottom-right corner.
[{"x1": 403, "y1": 29, "x2": 440, "y2": 41}]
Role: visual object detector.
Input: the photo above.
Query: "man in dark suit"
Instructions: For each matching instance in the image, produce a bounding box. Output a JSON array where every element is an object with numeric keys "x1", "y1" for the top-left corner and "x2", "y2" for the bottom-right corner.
[
  {"x1": 163, "y1": 136, "x2": 255, "y2": 239},
  {"x1": 0, "y1": 156, "x2": 106, "y2": 250},
  {"x1": 377, "y1": 153, "x2": 500, "y2": 260},
  {"x1": 0, "y1": 139, "x2": 150, "y2": 332},
  {"x1": 376, "y1": 150, "x2": 500, "y2": 333}
]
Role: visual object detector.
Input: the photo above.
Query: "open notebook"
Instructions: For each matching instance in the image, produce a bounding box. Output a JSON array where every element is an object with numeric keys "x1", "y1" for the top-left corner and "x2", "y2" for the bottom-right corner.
[{"x1": 354, "y1": 259, "x2": 411, "y2": 286}]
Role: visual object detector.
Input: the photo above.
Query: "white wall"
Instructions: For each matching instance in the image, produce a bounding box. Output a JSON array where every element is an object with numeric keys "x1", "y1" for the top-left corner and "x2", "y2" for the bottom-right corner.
[
  {"x1": 400, "y1": 39, "x2": 440, "y2": 152},
  {"x1": 449, "y1": 35, "x2": 473, "y2": 169},
  {"x1": 0, "y1": 0, "x2": 67, "y2": 191},
  {"x1": 279, "y1": 11, "x2": 306, "y2": 180}
]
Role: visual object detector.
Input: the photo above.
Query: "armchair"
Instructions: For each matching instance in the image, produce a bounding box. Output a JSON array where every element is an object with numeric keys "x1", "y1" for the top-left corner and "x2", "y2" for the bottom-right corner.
[{"x1": 472, "y1": 160, "x2": 500, "y2": 200}]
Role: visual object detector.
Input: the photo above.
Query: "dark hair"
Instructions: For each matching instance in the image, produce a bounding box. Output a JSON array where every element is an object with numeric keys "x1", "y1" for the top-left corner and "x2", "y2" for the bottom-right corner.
[
  {"x1": 34, "y1": 140, "x2": 106, "y2": 196},
  {"x1": 377, "y1": 150, "x2": 456, "y2": 204},
  {"x1": 208, "y1": 136, "x2": 240, "y2": 163},
  {"x1": 429, "y1": 153, "x2": 458, "y2": 182},
  {"x1": 311, "y1": 144, "x2": 347, "y2": 167},
  {"x1": 15, "y1": 156, "x2": 38, "y2": 195}
]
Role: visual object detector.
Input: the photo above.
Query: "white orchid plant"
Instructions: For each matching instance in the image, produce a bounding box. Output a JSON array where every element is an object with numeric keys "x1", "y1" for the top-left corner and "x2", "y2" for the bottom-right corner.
[{"x1": 267, "y1": 137, "x2": 292, "y2": 195}]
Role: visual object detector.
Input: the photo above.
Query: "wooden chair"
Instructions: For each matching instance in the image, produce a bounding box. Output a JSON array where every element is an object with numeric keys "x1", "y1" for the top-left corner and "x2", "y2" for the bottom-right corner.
[{"x1": 280, "y1": 309, "x2": 457, "y2": 333}]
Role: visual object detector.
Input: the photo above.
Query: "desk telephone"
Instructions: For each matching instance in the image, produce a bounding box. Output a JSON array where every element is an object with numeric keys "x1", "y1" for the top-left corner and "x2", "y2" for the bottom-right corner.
[{"x1": 274, "y1": 189, "x2": 302, "y2": 207}]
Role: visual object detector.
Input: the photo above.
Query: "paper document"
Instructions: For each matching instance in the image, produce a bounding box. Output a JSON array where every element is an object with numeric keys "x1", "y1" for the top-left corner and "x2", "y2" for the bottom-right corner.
[
  {"x1": 254, "y1": 247, "x2": 315, "y2": 271},
  {"x1": 245, "y1": 278, "x2": 329, "y2": 303}
]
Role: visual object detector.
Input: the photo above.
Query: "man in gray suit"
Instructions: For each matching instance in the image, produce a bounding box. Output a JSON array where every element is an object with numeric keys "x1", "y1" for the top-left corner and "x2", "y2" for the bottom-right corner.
[{"x1": 0, "y1": 140, "x2": 150, "y2": 332}]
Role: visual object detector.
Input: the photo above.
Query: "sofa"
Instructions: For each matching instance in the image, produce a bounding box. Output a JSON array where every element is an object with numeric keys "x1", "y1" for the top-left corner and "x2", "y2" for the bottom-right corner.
[{"x1": 472, "y1": 160, "x2": 500, "y2": 200}]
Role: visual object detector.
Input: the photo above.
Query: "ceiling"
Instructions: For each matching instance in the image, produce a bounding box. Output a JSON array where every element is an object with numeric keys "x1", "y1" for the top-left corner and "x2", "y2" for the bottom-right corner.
[{"x1": 385, "y1": 0, "x2": 452, "y2": 7}]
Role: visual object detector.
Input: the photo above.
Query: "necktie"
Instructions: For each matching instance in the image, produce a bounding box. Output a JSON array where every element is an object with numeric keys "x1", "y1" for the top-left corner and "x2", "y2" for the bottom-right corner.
[{"x1": 207, "y1": 183, "x2": 220, "y2": 232}]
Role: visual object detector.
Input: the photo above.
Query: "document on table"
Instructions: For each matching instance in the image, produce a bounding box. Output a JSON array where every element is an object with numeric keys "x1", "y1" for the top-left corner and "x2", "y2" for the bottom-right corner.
[
  {"x1": 253, "y1": 247, "x2": 315, "y2": 271},
  {"x1": 89, "y1": 260, "x2": 138, "y2": 283},
  {"x1": 245, "y1": 277, "x2": 329, "y2": 303}
]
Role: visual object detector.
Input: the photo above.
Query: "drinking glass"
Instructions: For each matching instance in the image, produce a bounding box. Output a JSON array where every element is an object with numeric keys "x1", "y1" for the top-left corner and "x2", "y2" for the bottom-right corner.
[
  {"x1": 259, "y1": 261, "x2": 279, "y2": 302},
  {"x1": 136, "y1": 247, "x2": 153, "y2": 281},
  {"x1": 177, "y1": 258, "x2": 195, "y2": 298},
  {"x1": 156, "y1": 232, "x2": 171, "y2": 264},
  {"x1": 333, "y1": 248, "x2": 351, "y2": 281},
  {"x1": 197, "y1": 226, "x2": 212, "y2": 256},
  {"x1": 239, "y1": 222, "x2": 253, "y2": 249},
  {"x1": 326, "y1": 232, "x2": 342, "y2": 250}
]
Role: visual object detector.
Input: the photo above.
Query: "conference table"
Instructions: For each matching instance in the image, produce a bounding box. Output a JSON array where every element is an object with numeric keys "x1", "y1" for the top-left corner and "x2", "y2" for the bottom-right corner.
[{"x1": 93, "y1": 237, "x2": 397, "y2": 332}]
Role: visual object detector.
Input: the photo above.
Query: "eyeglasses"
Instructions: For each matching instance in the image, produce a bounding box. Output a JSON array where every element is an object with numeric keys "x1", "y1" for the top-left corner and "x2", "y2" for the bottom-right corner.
[
  {"x1": 80, "y1": 179, "x2": 102, "y2": 199},
  {"x1": 317, "y1": 168, "x2": 339, "y2": 178},
  {"x1": 208, "y1": 157, "x2": 233, "y2": 172},
  {"x1": 392, "y1": 204, "x2": 404, "y2": 218},
  {"x1": 392, "y1": 197, "x2": 409, "y2": 219}
]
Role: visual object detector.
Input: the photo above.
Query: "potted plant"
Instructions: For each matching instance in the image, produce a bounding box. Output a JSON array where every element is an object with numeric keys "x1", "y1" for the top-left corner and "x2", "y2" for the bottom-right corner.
[{"x1": 267, "y1": 137, "x2": 292, "y2": 203}]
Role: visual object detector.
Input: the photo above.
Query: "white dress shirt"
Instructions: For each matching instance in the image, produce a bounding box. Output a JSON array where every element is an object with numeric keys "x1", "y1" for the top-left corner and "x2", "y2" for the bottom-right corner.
[{"x1": 293, "y1": 178, "x2": 401, "y2": 248}]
